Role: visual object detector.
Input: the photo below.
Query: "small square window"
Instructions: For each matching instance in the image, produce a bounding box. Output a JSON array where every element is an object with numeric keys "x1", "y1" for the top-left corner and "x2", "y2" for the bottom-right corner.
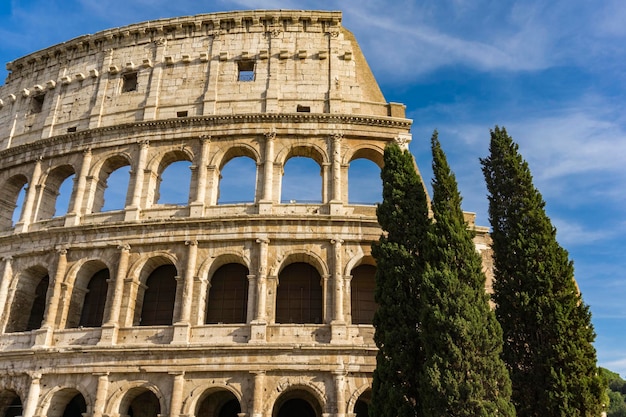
[
  {"x1": 237, "y1": 60, "x2": 255, "y2": 82},
  {"x1": 30, "y1": 94, "x2": 45, "y2": 114},
  {"x1": 122, "y1": 72, "x2": 138, "y2": 92}
]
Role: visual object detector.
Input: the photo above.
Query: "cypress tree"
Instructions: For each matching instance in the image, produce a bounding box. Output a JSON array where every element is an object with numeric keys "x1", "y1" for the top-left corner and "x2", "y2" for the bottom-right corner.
[
  {"x1": 418, "y1": 131, "x2": 515, "y2": 417},
  {"x1": 370, "y1": 142, "x2": 431, "y2": 417},
  {"x1": 481, "y1": 126, "x2": 604, "y2": 417}
]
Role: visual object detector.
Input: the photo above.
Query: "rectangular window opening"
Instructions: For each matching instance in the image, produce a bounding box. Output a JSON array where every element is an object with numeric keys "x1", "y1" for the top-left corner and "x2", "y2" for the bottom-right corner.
[
  {"x1": 297, "y1": 105, "x2": 311, "y2": 113},
  {"x1": 122, "y1": 72, "x2": 138, "y2": 92},
  {"x1": 30, "y1": 94, "x2": 45, "y2": 114},
  {"x1": 237, "y1": 60, "x2": 255, "y2": 82},
  {"x1": 67, "y1": 127, "x2": 77, "y2": 133},
  {"x1": 177, "y1": 111, "x2": 188, "y2": 118}
]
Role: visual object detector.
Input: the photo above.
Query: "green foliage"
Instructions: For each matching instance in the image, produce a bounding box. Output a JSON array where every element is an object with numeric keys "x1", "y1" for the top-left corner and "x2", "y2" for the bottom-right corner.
[
  {"x1": 481, "y1": 126, "x2": 604, "y2": 417},
  {"x1": 600, "y1": 367, "x2": 626, "y2": 417},
  {"x1": 370, "y1": 142, "x2": 430, "y2": 417},
  {"x1": 417, "y1": 131, "x2": 515, "y2": 417}
]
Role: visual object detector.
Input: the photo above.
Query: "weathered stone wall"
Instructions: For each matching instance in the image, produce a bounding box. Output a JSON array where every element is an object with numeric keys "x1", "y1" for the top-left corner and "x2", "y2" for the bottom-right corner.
[{"x1": 0, "y1": 10, "x2": 492, "y2": 417}]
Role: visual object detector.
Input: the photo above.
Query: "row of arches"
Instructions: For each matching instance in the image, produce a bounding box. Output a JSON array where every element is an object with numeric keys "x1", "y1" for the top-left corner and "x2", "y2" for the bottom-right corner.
[
  {"x1": 5, "y1": 258, "x2": 376, "y2": 334},
  {"x1": 1, "y1": 139, "x2": 385, "y2": 230},
  {"x1": 0, "y1": 384, "x2": 371, "y2": 417}
]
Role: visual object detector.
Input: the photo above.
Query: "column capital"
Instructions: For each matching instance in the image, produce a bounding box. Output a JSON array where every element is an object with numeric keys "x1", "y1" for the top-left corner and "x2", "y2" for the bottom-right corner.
[
  {"x1": 2, "y1": 255, "x2": 13, "y2": 262},
  {"x1": 330, "y1": 238, "x2": 344, "y2": 246},
  {"x1": 117, "y1": 243, "x2": 131, "y2": 252},
  {"x1": 331, "y1": 132, "x2": 343, "y2": 142},
  {"x1": 199, "y1": 134, "x2": 211, "y2": 142},
  {"x1": 185, "y1": 240, "x2": 198, "y2": 247},
  {"x1": 139, "y1": 139, "x2": 150, "y2": 148},
  {"x1": 256, "y1": 237, "x2": 270, "y2": 245},
  {"x1": 264, "y1": 130, "x2": 276, "y2": 141},
  {"x1": 394, "y1": 132, "x2": 412, "y2": 150},
  {"x1": 55, "y1": 245, "x2": 69, "y2": 256}
]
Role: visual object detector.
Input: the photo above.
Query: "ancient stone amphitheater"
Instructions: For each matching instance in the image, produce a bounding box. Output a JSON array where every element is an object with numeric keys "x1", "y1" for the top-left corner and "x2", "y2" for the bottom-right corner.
[{"x1": 0, "y1": 10, "x2": 491, "y2": 417}]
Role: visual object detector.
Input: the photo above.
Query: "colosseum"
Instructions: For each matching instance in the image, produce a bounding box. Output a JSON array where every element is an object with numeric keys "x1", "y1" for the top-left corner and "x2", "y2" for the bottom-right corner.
[{"x1": 0, "y1": 9, "x2": 491, "y2": 417}]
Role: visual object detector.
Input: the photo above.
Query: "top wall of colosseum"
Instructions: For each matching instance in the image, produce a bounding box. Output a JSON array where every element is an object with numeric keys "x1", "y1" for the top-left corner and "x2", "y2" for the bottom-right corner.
[{"x1": 0, "y1": 10, "x2": 407, "y2": 150}]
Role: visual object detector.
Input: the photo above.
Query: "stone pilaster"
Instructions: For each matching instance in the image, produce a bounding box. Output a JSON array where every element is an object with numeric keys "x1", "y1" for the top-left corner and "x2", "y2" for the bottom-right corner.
[
  {"x1": 0, "y1": 256, "x2": 13, "y2": 332},
  {"x1": 14, "y1": 157, "x2": 42, "y2": 233},
  {"x1": 99, "y1": 244, "x2": 130, "y2": 345},
  {"x1": 65, "y1": 148, "x2": 92, "y2": 226},
  {"x1": 125, "y1": 140, "x2": 149, "y2": 221},
  {"x1": 35, "y1": 246, "x2": 68, "y2": 347},
  {"x1": 190, "y1": 136, "x2": 211, "y2": 217},
  {"x1": 22, "y1": 372, "x2": 41, "y2": 417},
  {"x1": 173, "y1": 240, "x2": 198, "y2": 343}
]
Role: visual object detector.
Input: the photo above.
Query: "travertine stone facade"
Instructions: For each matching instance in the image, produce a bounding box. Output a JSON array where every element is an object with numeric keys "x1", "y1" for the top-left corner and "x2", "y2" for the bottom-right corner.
[{"x1": 0, "y1": 10, "x2": 492, "y2": 417}]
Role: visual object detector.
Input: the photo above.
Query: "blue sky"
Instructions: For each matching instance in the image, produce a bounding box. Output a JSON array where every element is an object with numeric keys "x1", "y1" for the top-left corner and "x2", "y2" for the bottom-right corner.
[{"x1": 1, "y1": 1, "x2": 625, "y2": 377}]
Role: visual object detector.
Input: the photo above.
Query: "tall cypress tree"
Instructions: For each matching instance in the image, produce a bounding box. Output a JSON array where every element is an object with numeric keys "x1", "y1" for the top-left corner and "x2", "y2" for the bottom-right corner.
[
  {"x1": 481, "y1": 126, "x2": 603, "y2": 417},
  {"x1": 418, "y1": 131, "x2": 515, "y2": 417},
  {"x1": 370, "y1": 142, "x2": 430, "y2": 417}
]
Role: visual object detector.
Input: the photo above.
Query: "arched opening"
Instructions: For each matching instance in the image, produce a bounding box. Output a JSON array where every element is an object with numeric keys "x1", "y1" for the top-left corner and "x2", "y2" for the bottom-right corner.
[
  {"x1": 5, "y1": 267, "x2": 50, "y2": 332},
  {"x1": 61, "y1": 393, "x2": 87, "y2": 417},
  {"x1": 156, "y1": 160, "x2": 192, "y2": 205},
  {"x1": 46, "y1": 390, "x2": 87, "y2": 417},
  {"x1": 26, "y1": 275, "x2": 49, "y2": 331},
  {"x1": 206, "y1": 263, "x2": 249, "y2": 324},
  {"x1": 37, "y1": 165, "x2": 76, "y2": 220},
  {"x1": 351, "y1": 265, "x2": 377, "y2": 324},
  {"x1": 95, "y1": 157, "x2": 131, "y2": 212},
  {"x1": 0, "y1": 390, "x2": 22, "y2": 417},
  {"x1": 281, "y1": 157, "x2": 322, "y2": 203},
  {"x1": 196, "y1": 390, "x2": 241, "y2": 417},
  {"x1": 122, "y1": 390, "x2": 160, "y2": 417},
  {"x1": 140, "y1": 264, "x2": 177, "y2": 326},
  {"x1": 78, "y1": 269, "x2": 110, "y2": 327},
  {"x1": 353, "y1": 389, "x2": 371, "y2": 417},
  {"x1": 348, "y1": 158, "x2": 382, "y2": 204},
  {"x1": 272, "y1": 389, "x2": 321, "y2": 417},
  {"x1": 0, "y1": 175, "x2": 28, "y2": 230},
  {"x1": 218, "y1": 156, "x2": 257, "y2": 204},
  {"x1": 276, "y1": 263, "x2": 322, "y2": 324}
]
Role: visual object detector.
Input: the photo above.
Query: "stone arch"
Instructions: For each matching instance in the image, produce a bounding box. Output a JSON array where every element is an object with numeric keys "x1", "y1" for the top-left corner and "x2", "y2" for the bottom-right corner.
[
  {"x1": 273, "y1": 252, "x2": 327, "y2": 325},
  {"x1": 343, "y1": 145, "x2": 384, "y2": 168},
  {"x1": 210, "y1": 143, "x2": 261, "y2": 170},
  {"x1": 205, "y1": 262, "x2": 249, "y2": 324},
  {"x1": 270, "y1": 250, "x2": 329, "y2": 279},
  {"x1": 0, "y1": 174, "x2": 29, "y2": 230},
  {"x1": 275, "y1": 143, "x2": 328, "y2": 167},
  {"x1": 89, "y1": 153, "x2": 133, "y2": 213},
  {"x1": 268, "y1": 379, "x2": 326, "y2": 417},
  {"x1": 36, "y1": 164, "x2": 76, "y2": 220},
  {"x1": 184, "y1": 384, "x2": 243, "y2": 417},
  {"x1": 5, "y1": 265, "x2": 50, "y2": 333},
  {"x1": 147, "y1": 149, "x2": 194, "y2": 206},
  {"x1": 64, "y1": 259, "x2": 111, "y2": 328},
  {"x1": 346, "y1": 384, "x2": 372, "y2": 417},
  {"x1": 105, "y1": 381, "x2": 167, "y2": 417},
  {"x1": 37, "y1": 386, "x2": 89, "y2": 417},
  {"x1": 344, "y1": 252, "x2": 375, "y2": 278},
  {"x1": 124, "y1": 253, "x2": 179, "y2": 327},
  {"x1": 0, "y1": 389, "x2": 23, "y2": 417}
]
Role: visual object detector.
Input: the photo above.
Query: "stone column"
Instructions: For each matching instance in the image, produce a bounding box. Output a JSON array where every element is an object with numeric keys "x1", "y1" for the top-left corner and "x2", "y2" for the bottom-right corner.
[
  {"x1": 331, "y1": 134, "x2": 342, "y2": 201},
  {"x1": 35, "y1": 247, "x2": 68, "y2": 347},
  {"x1": 100, "y1": 244, "x2": 130, "y2": 345},
  {"x1": 246, "y1": 274, "x2": 257, "y2": 324},
  {"x1": 169, "y1": 371, "x2": 185, "y2": 417},
  {"x1": 190, "y1": 136, "x2": 211, "y2": 217},
  {"x1": 92, "y1": 373, "x2": 110, "y2": 417},
  {"x1": 22, "y1": 373, "x2": 42, "y2": 417},
  {"x1": 125, "y1": 140, "x2": 149, "y2": 221},
  {"x1": 250, "y1": 238, "x2": 269, "y2": 343},
  {"x1": 331, "y1": 238, "x2": 347, "y2": 343},
  {"x1": 333, "y1": 370, "x2": 347, "y2": 417},
  {"x1": 259, "y1": 131, "x2": 275, "y2": 213},
  {"x1": 173, "y1": 240, "x2": 198, "y2": 343},
  {"x1": 14, "y1": 157, "x2": 42, "y2": 233},
  {"x1": 250, "y1": 371, "x2": 265, "y2": 417},
  {"x1": 0, "y1": 256, "x2": 13, "y2": 332},
  {"x1": 143, "y1": 37, "x2": 167, "y2": 120},
  {"x1": 66, "y1": 148, "x2": 92, "y2": 226}
]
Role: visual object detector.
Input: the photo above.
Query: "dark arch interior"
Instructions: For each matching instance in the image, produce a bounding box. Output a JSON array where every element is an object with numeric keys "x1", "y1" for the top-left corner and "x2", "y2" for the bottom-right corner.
[
  {"x1": 206, "y1": 263, "x2": 249, "y2": 324},
  {"x1": 353, "y1": 389, "x2": 371, "y2": 417},
  {"x1": 61, "y1": 393, "x2": 86, "y2": 417},
  {"x1": 127, "y1": 391, "x2": 160, "y2": 417},
  {"x1": 196, "y1": 390, "x2": 240, "y2": 417},
  {"x1": 79, "y1": 268, "x2": 110, "y2": 327},
  {"x1": 276, "y1": 398, "x2": 317, "y2": 417},
  {"x1": 140, "y1": 264, "x2": 177, "y2": 326},
  {"x1": 276, "y1": 262, "x2": 322, "y2": 324},
  {"x1": 26, "y1": 274, "x2": 49, "y2": 331},
  {"x1": 0, "y1": 392, "x2": 22, "y2": 417},
  {"x1": 351, "y1": 264, "x2": 377, "y2": 324}
]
